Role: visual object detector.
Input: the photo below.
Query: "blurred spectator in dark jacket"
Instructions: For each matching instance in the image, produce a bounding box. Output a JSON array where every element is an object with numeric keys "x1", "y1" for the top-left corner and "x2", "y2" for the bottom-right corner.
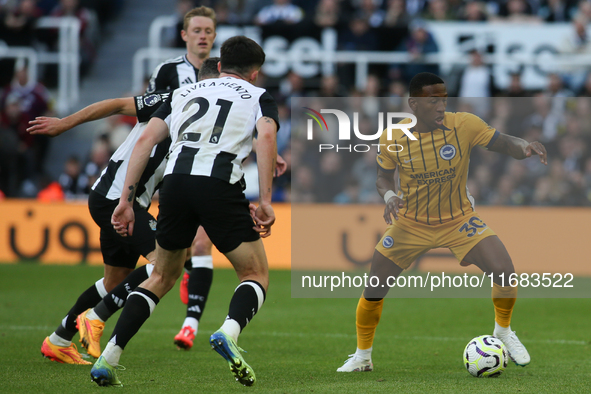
[
  {"x1": 384, "y1": 0, "x2": 411, "y2": 27},
  {"x1": 256, "y1": 0, "x2": 304, "y2": 25},
  {"x1": 1, "y1": 58, "x2": 53, "y2": 180},
  {"x1": 394, "y1": 20, "x2": 439, "y2": 81},
  {"x1": 59, "y1": 155, "x2": 89, "y2": 198},
  {"x1": 423, "y1": 0, "x2": 455, "y2": 21},
  {"x1": 538, "y1": 0, "x2": 577, "y2": 22},
  {"x1": 0, "y1": 0, "x2": 41, "y2": 46},
  {"x1": 315, "y1": 0, "x2": 342, "y2": 28},
  {"x1": 0, "y1": 93, "x2": 37, "y2": 196},
  {"x1": 461, "y1": 1, "x2": 488, "y2": 21}
]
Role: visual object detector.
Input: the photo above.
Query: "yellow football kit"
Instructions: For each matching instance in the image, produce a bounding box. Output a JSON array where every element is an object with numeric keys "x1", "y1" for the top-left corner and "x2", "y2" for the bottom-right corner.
[{"x1": 375, "y1": 111, "x2": 499, "y2": 269}]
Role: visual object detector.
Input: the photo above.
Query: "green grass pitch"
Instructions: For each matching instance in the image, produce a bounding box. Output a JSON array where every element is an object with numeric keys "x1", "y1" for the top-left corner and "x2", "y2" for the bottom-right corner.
[{"x1": 0, "y1": 264, "x2": 589, "y2": 393}]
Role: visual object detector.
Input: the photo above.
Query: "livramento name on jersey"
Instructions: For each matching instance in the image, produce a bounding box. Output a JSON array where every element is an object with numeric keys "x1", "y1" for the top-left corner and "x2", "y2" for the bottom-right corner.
[{"x1": 181, "y1": 81, "x2": 252, "y2": 99}]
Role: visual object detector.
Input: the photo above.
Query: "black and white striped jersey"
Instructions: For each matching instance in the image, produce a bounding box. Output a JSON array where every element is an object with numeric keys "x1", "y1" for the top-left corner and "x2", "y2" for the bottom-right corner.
[
  {"x1": 152, "y1": 76, "x2": 279, "y2": 184},
  {"x1": 145, "y1": 55, "x2": 199, "y2": 94},
  {"x1": 91, "y1": 92, "x2": 172, "y2": 208},
  {"x1": 135, "y1": 92, "x2": 170, "y2": 123}
]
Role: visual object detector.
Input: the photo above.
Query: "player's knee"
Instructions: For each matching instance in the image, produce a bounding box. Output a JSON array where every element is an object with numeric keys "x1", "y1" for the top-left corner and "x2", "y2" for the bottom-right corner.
[
  {"x1": 150, "y1": 270, "x2": 178, "y2": 293},
  {"x1": 191, "y1": 241, "x2": 213, "y2": 256}
]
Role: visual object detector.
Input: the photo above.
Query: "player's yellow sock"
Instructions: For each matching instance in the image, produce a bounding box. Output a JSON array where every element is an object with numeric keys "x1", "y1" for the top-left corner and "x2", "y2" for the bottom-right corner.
[
  {"x1": 356, "y1": 296, "x2": 384, "y2": 350},
  {"x1": 492, "y1": 283, "x2": 517, "y2": 328}
]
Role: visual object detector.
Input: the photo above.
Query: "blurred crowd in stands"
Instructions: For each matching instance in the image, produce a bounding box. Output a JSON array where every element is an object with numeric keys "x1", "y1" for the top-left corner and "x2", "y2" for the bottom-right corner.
[
  {"x1": 1, "y1": 0, "x2": 591, "y2": 206},
  {"x1": 290, "y1": 92, "x2": 591, "y2": 207}
]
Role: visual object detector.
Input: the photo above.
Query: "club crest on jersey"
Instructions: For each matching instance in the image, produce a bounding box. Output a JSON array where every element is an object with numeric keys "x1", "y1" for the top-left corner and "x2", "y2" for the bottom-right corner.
[
  {"x1": 382, "y1": 236, "x2": 394, "y2": 248},
  {"x1": 149, "y1": 219, "x2": 157, "y2": 231},
  {"x1": 144, "y1": 94, "x2": 161, "y2": 107},
  {"x1": 439, "y1": 144, "x2": 456, "y2": 161}
]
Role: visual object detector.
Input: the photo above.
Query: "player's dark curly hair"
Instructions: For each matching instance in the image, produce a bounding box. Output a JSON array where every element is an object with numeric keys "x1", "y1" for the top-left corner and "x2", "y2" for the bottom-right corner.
[
  {"x1": 409, "y1": 72, "x2": 444, "y2": 97},
  {"x1": 220, "y1": 36, "x2": 265, "y2": 77},
  {"x1": 198, "y1": 57, "x2": 220, "y2": 81}
]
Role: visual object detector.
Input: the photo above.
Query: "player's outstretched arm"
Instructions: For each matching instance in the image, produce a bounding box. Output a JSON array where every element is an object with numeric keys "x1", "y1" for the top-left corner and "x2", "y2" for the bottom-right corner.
[
  {"x1": 27, "y1": 97, "x2": 136, "y2": 137},
  {"x1": 377, "y1": 166, "x2": 405, "y2": 225},
  {"x1": 488, "y1": 133, "x2": 547, "y2": 165},
  {"x1": 112, "y1": 117, "x2": 169, "y2": 237},
  {"x1": 253, "y1": 116, "x2": 278, "y2": 238}
]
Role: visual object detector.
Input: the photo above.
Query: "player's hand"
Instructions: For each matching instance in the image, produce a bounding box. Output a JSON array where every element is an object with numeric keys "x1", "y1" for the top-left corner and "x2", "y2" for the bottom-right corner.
[
  {"x1": 274, "y1": 154, "x2": 287, "y2": 177},
  {"x1": 26, "y1": 117, "x2": 67, "y2": 137},
  {"x1": 524, "y1": 141, "x2": 547, "y2": 165},
  {"x1": 111, "y1": 203, "x2": 135, "y2": 237},
  {"x1": 383, "y1": 196, "x2": 405, "y2": 225},
  {"x1": 253, "y1": 203, "x2": 275, "y2": 238},
  {"x1": 249, "y1": 203, "x2": 257, "y2": 219}
]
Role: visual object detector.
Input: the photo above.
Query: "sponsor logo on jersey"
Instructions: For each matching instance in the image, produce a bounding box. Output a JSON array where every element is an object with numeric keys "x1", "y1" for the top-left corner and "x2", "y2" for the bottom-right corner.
[
  {"x1": 136, "y1": 96, "x2": 144, "y2": 110},
  {"x1": 439, "y1": 144, "x2": 456, "y2": 160},
  {"x1": 144, "y1": 94, "x2": 161, "y2": 107},
  {"x1": 149, "y1": 219, "x2": 157, "y2": 231},
  {"x1": 382, "y1": 236, "x2": 394, "y2": 248}
]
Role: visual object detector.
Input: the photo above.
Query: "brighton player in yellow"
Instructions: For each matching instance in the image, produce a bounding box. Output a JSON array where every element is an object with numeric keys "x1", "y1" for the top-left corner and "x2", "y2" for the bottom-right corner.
[{"x1": 337, "y1": 73, "x2": 547, "y2": 372}]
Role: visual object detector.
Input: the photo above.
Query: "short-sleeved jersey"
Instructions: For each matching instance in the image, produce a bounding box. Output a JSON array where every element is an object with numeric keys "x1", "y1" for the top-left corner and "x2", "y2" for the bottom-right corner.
[
  {"x1": 145, "y1": 55, "x2": 198, "y2": 94},
  {"x1": 134, "y1": 92, "x2": 170, "y2": 123},
  {"x1": 92, "y1": 123, "x2": 172, "y2": 208},
  {"x1": 152, "y1": 76, "x2": 279, "y2": 184},
  {"x1": 377, "y1": 111, "x2": 499, "y2": 225},
  {"x1": 91, "y1": 93, "x2": 172, "y2": 208}
]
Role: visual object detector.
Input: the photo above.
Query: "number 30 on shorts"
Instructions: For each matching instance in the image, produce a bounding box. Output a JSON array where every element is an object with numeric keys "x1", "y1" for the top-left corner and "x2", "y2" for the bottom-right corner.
[{"x1": 459, "y1": 217, "x2": 487, "y2": 238}]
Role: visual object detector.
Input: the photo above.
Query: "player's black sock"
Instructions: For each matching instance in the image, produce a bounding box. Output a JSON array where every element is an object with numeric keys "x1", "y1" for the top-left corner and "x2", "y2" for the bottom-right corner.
[
  {"x1": 54, "y1": 279, "x2": 106, "y2": 341},
  {"x1": 227, "y1": 280, "x2": 266, "y2": 332},
  {"x1": 94, "y1": 264, "x2": 152, "y2": 321},
  {"x1": 186, "y1": 267, "x2": 213, "y2": 321},
  {"x1": 183, "y1": 258, "x2": 192, "y2": 271},
  {"x1": 109, "y1": 287, "x2": 159, "y2": 350}
]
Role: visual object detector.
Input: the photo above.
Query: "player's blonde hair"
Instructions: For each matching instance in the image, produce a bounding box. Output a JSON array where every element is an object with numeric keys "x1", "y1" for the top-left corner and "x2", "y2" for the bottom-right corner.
[{"x1": 183, "y1": 6, "x2": 217, "y2": 31}]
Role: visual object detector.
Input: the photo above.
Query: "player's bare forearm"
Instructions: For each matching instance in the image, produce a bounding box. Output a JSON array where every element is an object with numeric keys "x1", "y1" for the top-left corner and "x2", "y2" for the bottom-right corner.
[
  {"x1": 256, "y1": 117, "x2": 278, "y2": 205},
  {"x1": 488, "y1": 134, "x2": 528, "y2": 159},
  {"x1": 28, "y1": 97, "x2": 136, "y2": 137},
  {"x1": 62, "y1": 98, "x2": 136, "y2": 128},
  {"x1": 488, "y1": 133, "x2": 547, "y2": 164},
  {"x1": 252, "y1": 137, "x2": 286, "y2": 177},
  {"x1": 120, "y1": 118, "x2": 169, "y2": 205},
  {"x1": 376, "y1": 166, "x2": 397, "y2": 199}
]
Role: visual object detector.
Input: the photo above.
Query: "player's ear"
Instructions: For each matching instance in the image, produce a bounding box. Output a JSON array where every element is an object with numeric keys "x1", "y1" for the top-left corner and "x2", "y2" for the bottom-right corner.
[
  {"x1": 408, "y1": 97, "x2": 417, "y2": 112},
  {"x1": 217, "y1": 61, "x2": 221, "y2": 72},
  {"x1": 181, "y1": 29, "x2": 188, "y2": 43},
  {"x1": 249, "y1": 69, "x2": 259, "y2": 83}
]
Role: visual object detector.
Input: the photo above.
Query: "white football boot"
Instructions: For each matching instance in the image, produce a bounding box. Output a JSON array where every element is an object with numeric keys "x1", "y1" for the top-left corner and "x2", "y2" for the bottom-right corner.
[
  {"x1": 337, "y1": 354, "x2": 373, "y2": 372},
  {"x1": 493, "y1": 329, "x2": 531, "y2": 366}
]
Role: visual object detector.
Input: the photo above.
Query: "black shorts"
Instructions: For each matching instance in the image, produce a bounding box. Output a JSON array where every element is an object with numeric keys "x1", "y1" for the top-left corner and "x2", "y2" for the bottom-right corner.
[
  {"x1": 88, "y1": 190, "x2": 157, "y2": 269},
  {"x1": 156, "y1": 174, "x2": 259, "y2": 253}
]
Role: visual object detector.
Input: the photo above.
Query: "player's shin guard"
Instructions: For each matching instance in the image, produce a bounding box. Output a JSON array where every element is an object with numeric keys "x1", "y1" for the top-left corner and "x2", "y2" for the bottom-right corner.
[
  {"x1": 221, "y1": 280, "x2": 266, "y2": 342},
  {"x1": 107, "y1": 287, "x2": 159, "y2": 353},
  {"x1": 94, "y1": 264, "x2": 153, "y2": 322},
  {"x1": 54, "y1": 278, "x2": 107, "y2": 342},
  {"x1": 356, "y1": 296, "x2": 384, "y2": 350},
  {"x1": 492, "y1": 283, "x2": 517, "y2": 328},
  {"x1": 186, "y1": 256, "x2": 214, "y2": 323}
]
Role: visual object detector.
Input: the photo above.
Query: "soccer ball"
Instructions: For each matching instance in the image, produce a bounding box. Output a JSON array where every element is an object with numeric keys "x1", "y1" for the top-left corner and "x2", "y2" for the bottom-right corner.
[{"x1": 463, "y1": 335, "x2": 508, "y2": 377}]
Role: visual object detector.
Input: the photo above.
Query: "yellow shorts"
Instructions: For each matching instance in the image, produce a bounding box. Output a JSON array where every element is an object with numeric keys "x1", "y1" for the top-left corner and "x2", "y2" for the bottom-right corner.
[{"x1": 375, "y1": 212, "x2": 496, "y2": 270}]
